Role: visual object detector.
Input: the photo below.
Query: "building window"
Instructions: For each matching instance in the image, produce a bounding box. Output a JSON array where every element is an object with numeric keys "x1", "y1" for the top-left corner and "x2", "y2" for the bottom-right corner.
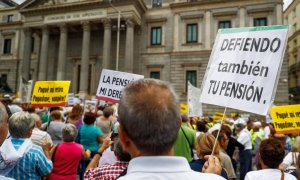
[
  {"x1": 186, "y1": 24, "x2": 198, "y2": 43},
  {"x1": 7, "y1": 15, "x2": 13, "y2": 23},
  {"x1": 254, "y1": 18, "x2": 267, "y2": 26},
  {"x1": 152, "y1": 0, "x2": 162, "y2": 8},
  {"x1": 3, "y1": 39, "x2": 12, "y2": 54},
  {"x1": 295, "y1": 54, "x2": 298, "y2": 64},
  {"x1": 31, "y1": 37, "x2": 35, "y2": 53},
  {"x1": 150, "y1": 71, "x2": 160, "y2": 79},
  {"x1": 219, "y1": 21, "x2": 231, "y2": 29},
  {"x1": 186, "y1": 70, "x2": 197, "y2": 90},
  {"x1": 0, "y1": 74, "x2": 7, "y2": 85},
  {"x1": 151, "y1": 27, "x2": 162, "y2": 45}
]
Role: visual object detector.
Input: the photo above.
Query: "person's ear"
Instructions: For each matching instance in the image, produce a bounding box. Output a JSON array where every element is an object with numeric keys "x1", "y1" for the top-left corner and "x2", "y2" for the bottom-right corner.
[
  {"x1": 27, "y1": 128, "x2": 33, "y2": 138},
  {"x1": 118, "y1": 125, "x2": 131, "y2": 153}
]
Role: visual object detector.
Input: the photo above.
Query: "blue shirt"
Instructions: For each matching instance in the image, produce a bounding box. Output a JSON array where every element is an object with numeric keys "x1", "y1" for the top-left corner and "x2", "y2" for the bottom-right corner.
[
  {"x1": 79, "y1": 125, "x2": 102, "y2": 152},
  {"x1": 190, "y1": 159, "x2": 228, "y2": 180},
  {"x1": 6, "y1": 138, "x2": 53, "y2": 180}
]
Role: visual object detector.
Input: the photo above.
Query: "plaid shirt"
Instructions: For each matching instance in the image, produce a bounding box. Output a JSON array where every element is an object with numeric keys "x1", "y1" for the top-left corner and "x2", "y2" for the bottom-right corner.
[{"x1": 84, "y1": 161, "x2": 128, "y2": 180}]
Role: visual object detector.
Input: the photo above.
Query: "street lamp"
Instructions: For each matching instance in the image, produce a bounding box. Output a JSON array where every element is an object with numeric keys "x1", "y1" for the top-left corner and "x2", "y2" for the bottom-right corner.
[{"x1": 108, "y1": 0, "x2": 122, "y2": 71}]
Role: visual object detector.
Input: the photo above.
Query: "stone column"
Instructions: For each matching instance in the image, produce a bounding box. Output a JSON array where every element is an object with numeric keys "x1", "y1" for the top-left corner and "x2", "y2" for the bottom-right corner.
[
  {"x1": 57, "y1": 24, "x2": 68, "y2": 80},
  {"x1": 102, "y1": 19, "x2": 111, "y2": 69},
  {"x1": 205, "y1": 11, "x2": 211, "y2": 49},
  {"x1": 22, "y1": 28, "x2": 32, "y2": 81},
  {"x1": 173, "y1": 13, "x2": 179, "y2": 51},
  {"x1": 239, "y1": 7, "x2": 245, "y2": 27},
  {"x1": 38, "y1": 26, "x2": 49, "y2": 80},
  {"x1": 276, "y1": 3, "x2": 283, "y2": 24},
  {"x1": 79, "y1": 22, "x2": 90, "y2": 95},
  {"x1": 124, "y1": 19, "x2": 134, "y2": 73}
]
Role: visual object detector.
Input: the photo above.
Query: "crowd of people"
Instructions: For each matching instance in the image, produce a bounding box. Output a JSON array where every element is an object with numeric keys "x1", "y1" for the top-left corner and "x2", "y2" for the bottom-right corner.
[{"x1": 0, "y1": 79, "x2": 299, "y2": 180}]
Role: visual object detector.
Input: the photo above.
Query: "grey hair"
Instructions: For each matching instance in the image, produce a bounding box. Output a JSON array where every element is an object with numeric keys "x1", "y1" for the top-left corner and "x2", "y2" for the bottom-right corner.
[
  {"x1": 118, "y1": 79, "x2": 181, "y2": 155},
  {"x1": 62, "y1": 124, "x2": 78, "y2": 142},
  {"x1": 30, "y1": 113, "x2": 41, "y2": 125},
  {"x1": 9, "y1": 111, "x2": 35, "y2": 138},
  {"x1": 114, "y1": 138, "x2": 131, "y2": 162}
]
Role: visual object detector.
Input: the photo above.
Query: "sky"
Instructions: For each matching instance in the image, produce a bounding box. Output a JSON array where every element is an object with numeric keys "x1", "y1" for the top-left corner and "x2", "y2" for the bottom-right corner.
[{"x1": 284, "y1": 0, "x2": 293, "y2": 10}]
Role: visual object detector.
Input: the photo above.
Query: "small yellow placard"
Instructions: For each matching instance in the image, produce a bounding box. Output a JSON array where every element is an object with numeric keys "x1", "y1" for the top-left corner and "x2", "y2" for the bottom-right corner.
[
  {"x1": 31, "y1": 81, "x2": 71, "y2": 107},
  {"x1": 271, "y1": 104, "x2": 300, "y2": 134},
  {"x1": 213, "y1": 112, "x2": 226, "y2": 122},
  {"x1": 180, "y1": 103, "x2": 188, "y2": 114}
]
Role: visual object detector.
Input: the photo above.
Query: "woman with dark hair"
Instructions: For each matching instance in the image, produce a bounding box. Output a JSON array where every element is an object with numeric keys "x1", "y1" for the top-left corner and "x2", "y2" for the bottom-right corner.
[
  {"x1": 47, "y1": 124, "x2": 91, "y2": 180},
  {"x1": 67, "y1": 104, "x2": 83, "y2": 129},
  {"x1": 79, "y1": 112, "x2": 103, "y2": 154},
  {"x1": 78, "y1": 112, "x2": 103, "y2": 179},
  {"x1": 245, "y1": 138, "x2": 296, "y2": 180}
]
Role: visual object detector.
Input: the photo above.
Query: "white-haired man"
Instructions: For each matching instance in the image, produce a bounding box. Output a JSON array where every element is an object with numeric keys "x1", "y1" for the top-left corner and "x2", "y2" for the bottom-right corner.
[
  {"x1": 1, "y1": 111, "x2": 53, "y2": 178},
  {"x1": 30, "y1": 113, "x2": 53, "y2": 147}
]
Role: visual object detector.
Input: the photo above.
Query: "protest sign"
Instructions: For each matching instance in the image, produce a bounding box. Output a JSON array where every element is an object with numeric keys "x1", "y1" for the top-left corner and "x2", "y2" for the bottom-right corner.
[
  {"x1": 19, "y1": 77, "x2": 33, "y2": 103},
  {"x1": 271, "y1": 104, "x2": 300, "y2": 134},
  {"x1": 96, "y1": 69, "x2": 144, "y2": 103},
  {"x1": 188, "y1": 82, "x2": 202, "y2": 117},
  {"x1": 84, "y1": 100, "x2": 98, "y2": 113},
  {"x1": 213, "y1": 112, "x2": 227, "y2": 122},
  {"x1": 31, "y1": 81, "x2": 70, "y2": 107},
  {"x1": 180, "y1": 103, "x2": 188, "y2": 114},
  {"x1": 67, "y1": 93, "x2": 75, "y2": 106},
  {"x1": 200, "y1": 25, "x2": 288, "y2": 115}
]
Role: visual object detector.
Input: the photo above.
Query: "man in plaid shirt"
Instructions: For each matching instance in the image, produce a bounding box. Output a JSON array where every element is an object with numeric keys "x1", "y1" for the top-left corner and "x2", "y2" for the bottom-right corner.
[{"x1": 84, "y1": 138, "x2": 130, "y2": 180}]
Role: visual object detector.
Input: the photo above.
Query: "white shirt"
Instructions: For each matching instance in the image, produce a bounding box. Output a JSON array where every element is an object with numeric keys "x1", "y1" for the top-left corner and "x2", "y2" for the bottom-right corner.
[
  {"x1": 282, "y1": 152, "x2": 299, "y2": 169},
  {"x1": 237, "y1": 128, "x2": 252, "y2": 150},
  {"x1": 234, "y1": 118, "x2": 246, "y2": 125},
  {"x1": 118, "y1": 156, "x2": 225, "y2": 180},
  {"x1": 245, "y1": 169, "x2": 296, "y2": 180},
  {"x1": 262, "y1": 126, "x2": 270, "y2": 139},
  {"x1": 31, "y1": 128, "x2": 53, "y2": 147}
]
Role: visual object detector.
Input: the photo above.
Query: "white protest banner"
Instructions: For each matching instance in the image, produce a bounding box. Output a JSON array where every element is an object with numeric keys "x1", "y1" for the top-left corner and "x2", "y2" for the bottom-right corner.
[
  {"x1": 67, "y1": 93, "x2": 75, "y2": 106},
  {"x1": 84, "y1": 100, "x2": 97, "y2": 113},
  {"x1": 200, "y1": 25, "x2": 288, "y2": 115},
  {"x1": 19, "y1": 78, "x2": 33, "y2": 103},
  {"x1": 96, "y1": 69, "x2": 144, "y2": 102},
  {"x1": 188, "y1": 82, "x2": 202, "y2": 117}
]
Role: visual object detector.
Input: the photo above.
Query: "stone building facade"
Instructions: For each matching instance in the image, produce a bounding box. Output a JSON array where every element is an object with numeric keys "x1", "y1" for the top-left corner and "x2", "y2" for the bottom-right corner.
[
  {"x1": 284, "y1": 0, "x2": 300, "y2": 104},
  {"x1": 0, "y1": 0, "x2": 288, "y2": 114}
]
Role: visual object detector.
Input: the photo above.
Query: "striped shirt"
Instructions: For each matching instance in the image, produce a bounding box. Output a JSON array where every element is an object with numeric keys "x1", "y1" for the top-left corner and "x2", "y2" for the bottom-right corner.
[
  {"x1": 6, "y1": 138, "x2": 53, "y2": 180},
  {"x1": 84, "y1": 161, "x2": 128, "y2": 180}
]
